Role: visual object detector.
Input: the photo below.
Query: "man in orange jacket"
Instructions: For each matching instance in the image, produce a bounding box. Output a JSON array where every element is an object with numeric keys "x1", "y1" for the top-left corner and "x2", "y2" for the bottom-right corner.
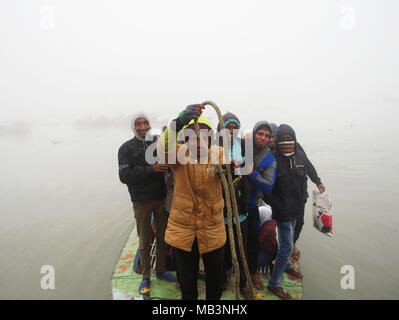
[{"x1": 157, "y1": 104, "x2": 228, "y2": 300}]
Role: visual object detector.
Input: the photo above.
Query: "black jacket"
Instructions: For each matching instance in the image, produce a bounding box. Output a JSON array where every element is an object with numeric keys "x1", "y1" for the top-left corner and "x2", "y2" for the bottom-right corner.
[
  {"x1": 297, "y1": 142, "x2": 322, "y2": 187},
  {"x1": 263, "y1": 124, "x2": 309, "y2": 222},
  {"x1": 118, "y1": 136, "x2": 166, "y2": 202}
]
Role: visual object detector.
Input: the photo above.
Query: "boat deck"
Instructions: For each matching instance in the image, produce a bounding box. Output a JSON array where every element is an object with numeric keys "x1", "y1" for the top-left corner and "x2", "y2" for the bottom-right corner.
[{"x1": 111, "y1": 224, "x2": 303, "y2": 300}]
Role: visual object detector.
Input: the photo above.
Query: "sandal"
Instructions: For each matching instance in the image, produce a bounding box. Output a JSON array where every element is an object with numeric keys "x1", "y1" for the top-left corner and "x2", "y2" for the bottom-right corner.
[
  {"x1": 285, "y1": 266, "x2": 303, "y2": 279},
  {"x1": 251, "y1": 274, "x2": 264, "y2": 290},
  {"x1": 267, "y1": 286, "x2": 293, "y2": 300},
  {"x1": 139, "y1": 278, "x2": 151, "y2": 294},
  {"x1": 291, "y1": 246, "x2": 301, "y2": 261},
  {"x1": 240, "y1": 287, "x2": 254, "y2": 300}
]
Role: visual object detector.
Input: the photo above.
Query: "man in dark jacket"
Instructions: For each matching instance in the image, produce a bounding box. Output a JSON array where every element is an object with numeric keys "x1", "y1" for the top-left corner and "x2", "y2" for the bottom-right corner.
[
  {"x1": 269, "y1": 123, "x2": 326, "y2": 260},
  {"x1": 118, "y1": 112, "x2": 176, "y2": 295},
  {"x1": 263, "y1": 124, "x2": 308, "y2": 300}
]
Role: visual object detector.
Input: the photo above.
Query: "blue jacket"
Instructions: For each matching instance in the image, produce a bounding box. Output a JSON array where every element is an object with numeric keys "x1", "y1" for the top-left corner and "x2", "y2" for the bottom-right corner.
[
  {"x1": 247, "y1": 121, "x2": 277, "y2": 209},
  {"x1": 248, "y1": 152, "x2": 276, "y2": 209}
]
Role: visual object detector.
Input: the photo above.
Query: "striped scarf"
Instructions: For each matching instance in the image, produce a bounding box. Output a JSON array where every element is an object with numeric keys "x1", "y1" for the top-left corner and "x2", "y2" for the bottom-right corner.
[{"x1": 278, "y1": 140, "x2": 295, "y2": 156}]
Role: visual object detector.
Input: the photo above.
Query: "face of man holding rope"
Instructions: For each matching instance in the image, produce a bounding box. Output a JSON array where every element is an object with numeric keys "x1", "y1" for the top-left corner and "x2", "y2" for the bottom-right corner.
[
  {"x1": 184, "y1": 128, "x2": 212, "y2": 161},
  {"x1": 155, "y1": 104, "x2": 253, "y2": 169},
  {"x1": 181, "y1": 104, "x2": 214, "y2": 162}
]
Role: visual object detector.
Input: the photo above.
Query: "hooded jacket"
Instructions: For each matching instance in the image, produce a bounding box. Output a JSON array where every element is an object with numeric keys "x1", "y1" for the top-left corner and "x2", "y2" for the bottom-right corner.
[
  {"x1": 297, "y1": 142, "x2": 322, "y2": 187},
  {"x1": 246, "y1": 121, "x2": 277, "y2": 209},
  {"x1": 263, "y1": 124, "x2": 309, "y2": 221},
  {"x1": 270, "y1": 124, "x2": 322, "y2": 186},
  {"x1": 270, "y1": 123, "x2": 278, "y2": 135},
  {"x1": 216, "y1": 112, "x2": 251, "y2": 224},
  {"x1": 217, "y1": 112, "x2": 241, "y2": 132},
  {"x1": 217, "y1": 112, "x2": 243, "y2": 163},
  {"x1": 157, "y1": 115, "x2": 228, "y2": 254},
  {"x1": 118, "y1": 113, "x2": 166, "y2": 202}
]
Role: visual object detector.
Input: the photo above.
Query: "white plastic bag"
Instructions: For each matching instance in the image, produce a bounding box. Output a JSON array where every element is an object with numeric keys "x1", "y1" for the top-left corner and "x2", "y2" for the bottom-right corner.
[{"x1": 312, "y1": 191, "x2": 333, "y2": 238}]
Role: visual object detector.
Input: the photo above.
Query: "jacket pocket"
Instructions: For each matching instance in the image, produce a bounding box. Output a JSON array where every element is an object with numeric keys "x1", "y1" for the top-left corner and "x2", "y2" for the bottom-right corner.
[
  {"x1": 171, "y1": 194, "x2": 194, "y2": 226},
  {"x1": 209, "y1": 199, "x2": 225, "y2": 226},
  {"x1": 277, "y1": 169, "x2": 291, "y2": 188},
  {"x1": 295, "y1": 164, "x2": 306, "y2": 175}
]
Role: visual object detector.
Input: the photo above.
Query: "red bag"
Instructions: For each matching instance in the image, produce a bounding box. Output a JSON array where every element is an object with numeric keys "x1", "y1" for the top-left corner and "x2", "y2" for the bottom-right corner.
[{"x1": 312, "y1": 191, "x2": 333, "y2": 237}]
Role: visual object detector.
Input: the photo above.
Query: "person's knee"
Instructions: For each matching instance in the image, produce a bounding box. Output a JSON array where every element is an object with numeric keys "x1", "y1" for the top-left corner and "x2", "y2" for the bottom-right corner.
[
  {"x1": 279, "y1": 244, "x2": 292, "y2": 255},
  {"x1": 277, "y1": 239, "x2": 293, "y2": 257}
]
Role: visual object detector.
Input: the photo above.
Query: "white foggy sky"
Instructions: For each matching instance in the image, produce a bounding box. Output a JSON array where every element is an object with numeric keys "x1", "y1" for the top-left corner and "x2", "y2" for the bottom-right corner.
[{"x1": 0, "y1": 0, "x2": 398, "y2": 131}]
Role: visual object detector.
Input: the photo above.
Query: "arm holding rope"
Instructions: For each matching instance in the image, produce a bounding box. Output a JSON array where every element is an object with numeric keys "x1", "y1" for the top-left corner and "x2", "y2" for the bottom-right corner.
[{"x1": 157, "y1": 104, "x2": 204, "y2": 163}]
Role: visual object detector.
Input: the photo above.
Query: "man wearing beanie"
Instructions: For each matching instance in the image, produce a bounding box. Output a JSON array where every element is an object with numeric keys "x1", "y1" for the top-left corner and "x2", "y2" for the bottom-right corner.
[
  {"x1": 118, "y1": 113, "x2": 176, "y2": 295},
  {"x1": 263, "y1": 124, "x2": 308, "y2": 299},
  {"x1": 157, "y1": 104, "x2": 228, "y2": 300},
  {"x1": 269, "y1": 123, "x2": 326, "y2": 260}
]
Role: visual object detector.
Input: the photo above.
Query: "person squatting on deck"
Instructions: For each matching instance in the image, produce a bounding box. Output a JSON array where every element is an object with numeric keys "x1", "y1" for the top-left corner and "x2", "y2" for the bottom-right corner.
[
  {"x1": 118, "y1": 113, "x2": 176, "y2": 294},
  {"x1": 157, "y1": 104, "x2": 229, "y2": 300},
  {"x1": 257, "y1": 203, "x2": 278, "y2": 273}
]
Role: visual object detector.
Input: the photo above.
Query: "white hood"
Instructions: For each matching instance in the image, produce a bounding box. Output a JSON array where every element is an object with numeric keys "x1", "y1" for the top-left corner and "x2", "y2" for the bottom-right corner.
[
  {"x1": 130, "y1": 112, "x2": 152, "y2": 140},
  {"x1": 259, "y1": 204, "x2": 273, "y2": 226}
]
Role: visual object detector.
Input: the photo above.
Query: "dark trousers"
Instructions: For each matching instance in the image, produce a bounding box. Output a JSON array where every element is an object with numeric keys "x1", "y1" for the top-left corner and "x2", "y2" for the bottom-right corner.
[
  {"x1": 133, "y1": 199, "x2": 169, "y2": 278},
  {"x1": 172, "y1": 247, "x2": 181, "y2": 283},
  {"x1": 174, "y1": 238, "x2": 225, "y2": 300},
  {"x1": 247, "y1": 207, "x2": 260, "y2": 274},
  {"x1": 293, "y1": 211, "x2": 305, "y2": 244},
  {"x1": 223, "y1": 219, "x2": 248, "y2": 288}
]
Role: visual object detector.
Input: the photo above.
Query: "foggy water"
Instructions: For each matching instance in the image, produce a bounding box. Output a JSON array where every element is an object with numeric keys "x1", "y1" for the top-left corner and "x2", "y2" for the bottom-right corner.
[
  {"x1": 0, "y1": 124, "x2": 134, "y2": 299},
  {"x1": 0, "y1": 121, "x2": 398, "y2": 300},
  {"x1": 299, "y1": 129, "x2": 399, "y2": 299}
]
